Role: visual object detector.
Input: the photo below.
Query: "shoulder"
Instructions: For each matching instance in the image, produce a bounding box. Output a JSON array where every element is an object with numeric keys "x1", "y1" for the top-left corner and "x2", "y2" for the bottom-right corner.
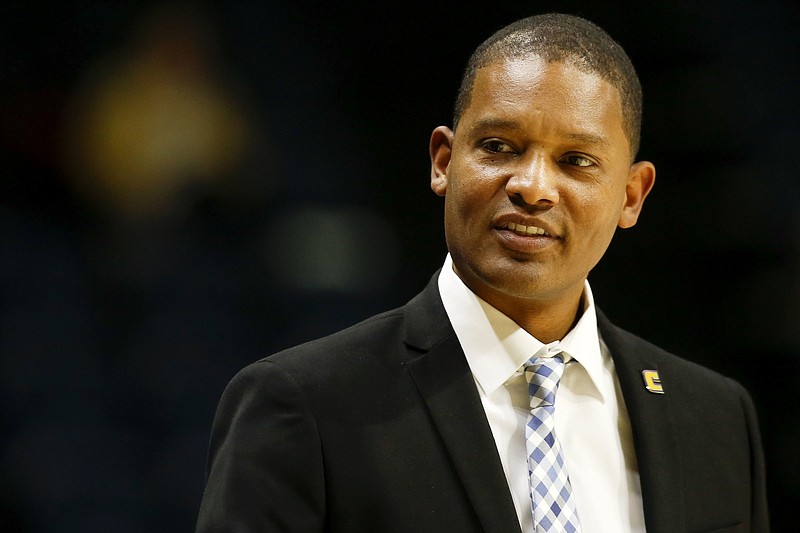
[
  {"x1": 239, "y1": 272, "x2": 449, "y2": 384},
  {"x1": 220, "y1": 274, "x2": 453, "y2": 412},
  {"x1": 216, "y1": 284, "x2": 452, "y2": 423},
  {"x1": 598, "y1": 312, "x2": 751, "y2": 402},
  {"x1": 233, "y1": 305, "x2": 408, "y2": 385},
  {"x1": 600, "y1": 316, "x2": 769, "y2": 531},
  {"x1": 278, "y1": 306, "x2": 407, "y2": 358}
]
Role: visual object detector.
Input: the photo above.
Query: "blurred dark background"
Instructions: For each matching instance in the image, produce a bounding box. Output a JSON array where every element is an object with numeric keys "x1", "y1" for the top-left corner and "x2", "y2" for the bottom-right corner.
[{"x1": 1, "y1": 1, "x2": 797, "y2": 531}]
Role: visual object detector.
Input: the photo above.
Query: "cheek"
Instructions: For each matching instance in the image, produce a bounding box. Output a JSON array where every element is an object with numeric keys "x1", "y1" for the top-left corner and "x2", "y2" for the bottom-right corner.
[
  {"x1": 570, "y1": 186, "x2": 625, "y2": 238},
  {"x1": 446, "y1": 175, "x2": 492, "y2": 217}
]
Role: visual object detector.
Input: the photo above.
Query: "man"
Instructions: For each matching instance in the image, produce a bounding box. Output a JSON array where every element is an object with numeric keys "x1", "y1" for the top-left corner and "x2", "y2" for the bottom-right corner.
[{"x1": 197, "y1": 14, "x2": 768, "y2": 533}]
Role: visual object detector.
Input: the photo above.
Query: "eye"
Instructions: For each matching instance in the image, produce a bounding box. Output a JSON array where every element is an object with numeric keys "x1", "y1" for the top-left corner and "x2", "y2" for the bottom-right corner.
[
  {"x1": 561, "y1": 154, "x2": 595, "y2": 167},
  {"x1": 481, "y1": 139, "x2": 515, "y2": 154}
]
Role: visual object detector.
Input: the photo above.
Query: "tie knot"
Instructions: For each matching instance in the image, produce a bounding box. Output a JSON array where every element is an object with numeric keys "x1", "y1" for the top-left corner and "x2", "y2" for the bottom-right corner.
[{"x1": 524, "y1": 355, "x2": 565, "y2": 408}]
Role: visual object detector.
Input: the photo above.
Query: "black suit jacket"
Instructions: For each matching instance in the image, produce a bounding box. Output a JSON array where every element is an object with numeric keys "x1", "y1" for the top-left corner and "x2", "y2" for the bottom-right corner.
[{"x1": 197, "y1": 275, "x2": 768, "y2": 532}]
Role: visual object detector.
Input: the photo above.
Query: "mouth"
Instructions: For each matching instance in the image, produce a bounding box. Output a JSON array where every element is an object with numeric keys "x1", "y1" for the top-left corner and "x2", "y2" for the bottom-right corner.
[{"x1": 499, "y1": 221, "x2": 550, "y2": 237}]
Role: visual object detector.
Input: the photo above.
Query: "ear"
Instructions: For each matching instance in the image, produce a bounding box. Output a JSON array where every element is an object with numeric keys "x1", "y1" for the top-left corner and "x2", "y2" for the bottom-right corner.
[
  {"x1": 618, "y1": 160, "x2": 656, "y2": 229},
  {"x1": 429, "y1": 126, "x2": 454, "y2": 196}
]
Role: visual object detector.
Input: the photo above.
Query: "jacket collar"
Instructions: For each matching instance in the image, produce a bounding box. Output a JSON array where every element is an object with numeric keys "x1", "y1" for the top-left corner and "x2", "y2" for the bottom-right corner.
[{"x1": 403, "y1": 273, "x2": 521, "y2": 533}]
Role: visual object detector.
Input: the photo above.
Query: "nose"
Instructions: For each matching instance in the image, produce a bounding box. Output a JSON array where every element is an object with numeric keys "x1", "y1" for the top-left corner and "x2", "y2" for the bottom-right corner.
[{"x1": 505, "y1": 153, "x2": 559, "y2": 207}]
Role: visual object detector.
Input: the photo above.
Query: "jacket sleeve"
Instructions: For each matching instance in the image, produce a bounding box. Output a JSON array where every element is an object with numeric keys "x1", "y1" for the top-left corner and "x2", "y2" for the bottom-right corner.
[
  {"x1": 196, "y1": 359, "x2": 325, "y2": 532},
  {"x1": 735, "y1": 380, "x2": 769, "y2": 533}
]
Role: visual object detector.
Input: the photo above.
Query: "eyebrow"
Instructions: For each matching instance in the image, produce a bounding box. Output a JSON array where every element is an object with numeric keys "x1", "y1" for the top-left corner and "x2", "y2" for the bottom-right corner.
[
  {"x1": 466, "y1": 117, "x2": 520, "y2": 134},
  {"x1": 563, "y1": 132, "x2": 611, "y2": 150}
]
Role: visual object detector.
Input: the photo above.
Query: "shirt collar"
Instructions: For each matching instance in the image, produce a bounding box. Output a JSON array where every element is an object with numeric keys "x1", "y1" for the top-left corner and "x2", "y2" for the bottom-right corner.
[{"x1": 437, "y1": 254, "x2": 606, "y2": 401}]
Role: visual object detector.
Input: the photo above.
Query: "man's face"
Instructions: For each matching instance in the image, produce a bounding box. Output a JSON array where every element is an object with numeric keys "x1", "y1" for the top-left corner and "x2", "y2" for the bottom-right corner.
[{"x1": 430, "y1": 55, "x2": 654, "y2": 314}]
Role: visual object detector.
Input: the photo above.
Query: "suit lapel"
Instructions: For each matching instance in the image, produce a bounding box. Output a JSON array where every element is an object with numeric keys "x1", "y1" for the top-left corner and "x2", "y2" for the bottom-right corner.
[
  {"x1": 403, "y1": 276, "x2": 520, "y2": 533},
  {"x1": 598, "y1": 312, "x2": 686, "y2": 533}
]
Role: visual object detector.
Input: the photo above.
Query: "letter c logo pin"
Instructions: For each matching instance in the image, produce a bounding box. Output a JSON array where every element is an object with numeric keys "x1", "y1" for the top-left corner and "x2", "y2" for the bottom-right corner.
[{"x1": 642, "y1": 370, "x2": 664, "y2": 394}]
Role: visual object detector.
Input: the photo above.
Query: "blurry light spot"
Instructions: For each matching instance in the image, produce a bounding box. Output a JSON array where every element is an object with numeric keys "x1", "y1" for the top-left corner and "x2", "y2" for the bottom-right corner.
[
  {"x1": 59, "y1": 2, "x2": 254, "y2": 221},
  {"x1": 265, "y1": 206, "x2": 399, "y2": 293}
]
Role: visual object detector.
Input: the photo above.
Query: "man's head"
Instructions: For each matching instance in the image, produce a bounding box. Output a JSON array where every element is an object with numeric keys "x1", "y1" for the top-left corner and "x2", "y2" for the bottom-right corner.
[
  {"x1": 429, "y1": 14, "x2": 655, "y2": 339},
  {"x1": 453, "y1": 13, "x2": 643, "y2": 159}
]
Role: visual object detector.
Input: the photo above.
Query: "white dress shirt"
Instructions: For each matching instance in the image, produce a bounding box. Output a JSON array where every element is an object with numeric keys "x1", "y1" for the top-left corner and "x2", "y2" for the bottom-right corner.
[{"x1": 437, "y1": 254, "x2": 646, "y2": 533}]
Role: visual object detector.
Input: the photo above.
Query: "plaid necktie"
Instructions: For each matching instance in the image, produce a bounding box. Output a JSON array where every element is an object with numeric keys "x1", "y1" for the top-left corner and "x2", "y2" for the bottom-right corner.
[{"x1": 524, "y1": 355, "x2": 581, "y2": 533}]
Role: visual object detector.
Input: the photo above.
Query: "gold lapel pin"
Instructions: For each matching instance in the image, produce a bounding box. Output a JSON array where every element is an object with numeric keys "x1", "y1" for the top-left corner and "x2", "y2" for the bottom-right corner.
[{"x1": 641, "y1": 370, "x2": 664, "y2": 394}]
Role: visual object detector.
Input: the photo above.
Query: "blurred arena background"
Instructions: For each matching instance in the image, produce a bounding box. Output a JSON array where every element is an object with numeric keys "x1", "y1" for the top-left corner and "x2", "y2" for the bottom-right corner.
[{"x1": 1, "y1": 1, "x2": 798, "y2": 531}]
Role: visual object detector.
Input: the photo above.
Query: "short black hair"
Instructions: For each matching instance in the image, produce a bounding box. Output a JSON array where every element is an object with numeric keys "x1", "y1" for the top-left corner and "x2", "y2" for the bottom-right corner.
[{"x1": 453, "y1": 13, "x2": 643, "y2": 158}]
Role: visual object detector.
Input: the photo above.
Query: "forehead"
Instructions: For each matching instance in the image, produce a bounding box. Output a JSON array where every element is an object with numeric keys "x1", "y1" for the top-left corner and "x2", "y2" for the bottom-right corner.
[{"x1": 461, "y1": 56, "x2": 627, "y2": 147}]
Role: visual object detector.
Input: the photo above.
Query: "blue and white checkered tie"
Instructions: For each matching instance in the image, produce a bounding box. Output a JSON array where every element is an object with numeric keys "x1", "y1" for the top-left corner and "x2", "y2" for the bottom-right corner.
[{"x1": 524, "y1": 355, "x2": 581, "y2": 533}]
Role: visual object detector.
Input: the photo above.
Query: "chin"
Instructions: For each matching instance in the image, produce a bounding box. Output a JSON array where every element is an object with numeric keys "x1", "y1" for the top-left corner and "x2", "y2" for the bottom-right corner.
[{"x1": 482, "y1": 268, "x2": 554, "y2": 298}]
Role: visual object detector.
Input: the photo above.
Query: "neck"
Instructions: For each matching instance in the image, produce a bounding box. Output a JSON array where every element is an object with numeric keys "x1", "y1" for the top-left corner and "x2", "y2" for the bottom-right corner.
[
  {"x1": 447, "y1": 259, "x2": 588, "y2": 343},
  {"x1": 459, "y1": 274, "x2": 586, "y2": 343},
  {"x1": 496, "y1": 292, "x2": 584, "y2": 343}
]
